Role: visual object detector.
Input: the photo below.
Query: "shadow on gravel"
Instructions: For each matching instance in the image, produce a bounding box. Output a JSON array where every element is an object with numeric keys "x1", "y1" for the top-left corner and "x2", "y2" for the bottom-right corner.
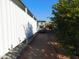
[{"x1": 17, "y1": 30, "x2": 71, "y2": 59}]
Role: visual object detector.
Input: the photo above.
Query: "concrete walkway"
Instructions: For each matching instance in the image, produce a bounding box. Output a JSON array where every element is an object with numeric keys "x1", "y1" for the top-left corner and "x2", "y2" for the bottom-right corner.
[{"x1": 17, "y1": 31, "x2": 70, "y2": 59}]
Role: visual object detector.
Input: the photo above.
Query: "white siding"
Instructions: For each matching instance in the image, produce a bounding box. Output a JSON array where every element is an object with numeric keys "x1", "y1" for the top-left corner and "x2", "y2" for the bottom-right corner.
[{"x1": 0, "y1": 0, "x2": 37, "y2": 57}]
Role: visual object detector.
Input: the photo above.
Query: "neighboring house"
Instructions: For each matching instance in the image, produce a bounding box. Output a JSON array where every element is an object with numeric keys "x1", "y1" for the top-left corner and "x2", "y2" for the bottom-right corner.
[
  {"x1": 37, "y1": 21, "x2": 46, "y2": 30},
  {"x1": 0, "y1": 0, "x2": 37, "y2": 57},
  {"x1": 37, "y1": 21, "x2": 54, "y2": 30}
]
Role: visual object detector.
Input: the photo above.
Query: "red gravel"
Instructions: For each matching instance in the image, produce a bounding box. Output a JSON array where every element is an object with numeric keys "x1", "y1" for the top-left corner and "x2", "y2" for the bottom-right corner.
[{"x1": 17, "y1": 31, "x2": 71, "y2": 59}]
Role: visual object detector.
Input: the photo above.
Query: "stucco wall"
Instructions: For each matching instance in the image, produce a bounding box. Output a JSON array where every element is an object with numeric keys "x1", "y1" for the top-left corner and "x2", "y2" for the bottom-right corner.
[{"x1": 0, "y1": 0, "x2": 37, "y2": 57}]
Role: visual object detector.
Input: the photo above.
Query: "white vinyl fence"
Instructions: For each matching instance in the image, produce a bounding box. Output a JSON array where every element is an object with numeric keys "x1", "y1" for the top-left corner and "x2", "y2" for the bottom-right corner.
[{"x1": 0, "y1": 0, "x2": 37, "y2": 57}]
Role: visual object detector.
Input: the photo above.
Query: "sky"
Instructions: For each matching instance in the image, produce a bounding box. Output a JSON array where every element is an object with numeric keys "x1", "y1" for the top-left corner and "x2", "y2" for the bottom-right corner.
[{"x1": 22, "y1": 0, "x2": 58, "y2": 21}]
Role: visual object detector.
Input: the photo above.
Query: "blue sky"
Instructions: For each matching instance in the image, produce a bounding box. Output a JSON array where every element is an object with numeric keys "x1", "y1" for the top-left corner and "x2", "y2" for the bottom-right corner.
[{"x1": 22, "y1": 0, "x2": 58, "y2": 21}]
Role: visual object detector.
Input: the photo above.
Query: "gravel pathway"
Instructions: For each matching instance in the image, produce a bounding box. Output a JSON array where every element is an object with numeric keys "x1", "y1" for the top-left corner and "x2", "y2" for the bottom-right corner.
[{"x1": 17, "y1": 31, "x2": 70, "y2": 59}]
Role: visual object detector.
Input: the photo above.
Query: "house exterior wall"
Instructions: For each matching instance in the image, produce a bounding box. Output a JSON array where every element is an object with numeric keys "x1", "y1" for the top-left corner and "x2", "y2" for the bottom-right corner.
[{"x1": 0, "y1": 0, "x2": 37, "y2": 57}]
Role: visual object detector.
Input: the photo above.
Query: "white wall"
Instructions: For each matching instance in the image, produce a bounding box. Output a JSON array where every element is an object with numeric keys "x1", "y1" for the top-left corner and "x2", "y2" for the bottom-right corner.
[{"x1": 0, "y1": 0, "x2": 37, "y2": 57}]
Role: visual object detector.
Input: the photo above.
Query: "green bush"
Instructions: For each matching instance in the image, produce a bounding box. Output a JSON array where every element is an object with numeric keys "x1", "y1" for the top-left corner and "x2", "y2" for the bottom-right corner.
[{"x1": 52, "y1": 0, "x2": 79, "y2": 56}]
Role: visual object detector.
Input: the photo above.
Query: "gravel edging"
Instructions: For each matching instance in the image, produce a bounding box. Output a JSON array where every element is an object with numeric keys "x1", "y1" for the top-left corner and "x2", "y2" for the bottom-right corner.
[
  {"x1": 17, "y1": 33, "x2": 39, "y2": 59},
  {"x1": 1, "y1": 33, "x2": 38, "y2": 59},
  {"x1": 1, "y1": 40, "x2": 27, "y2": 59}
]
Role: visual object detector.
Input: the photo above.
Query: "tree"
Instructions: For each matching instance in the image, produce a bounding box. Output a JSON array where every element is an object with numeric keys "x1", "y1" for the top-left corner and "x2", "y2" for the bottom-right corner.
[{"x1": 52, "y1": 0, "x2": 79, "y2": 56}]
